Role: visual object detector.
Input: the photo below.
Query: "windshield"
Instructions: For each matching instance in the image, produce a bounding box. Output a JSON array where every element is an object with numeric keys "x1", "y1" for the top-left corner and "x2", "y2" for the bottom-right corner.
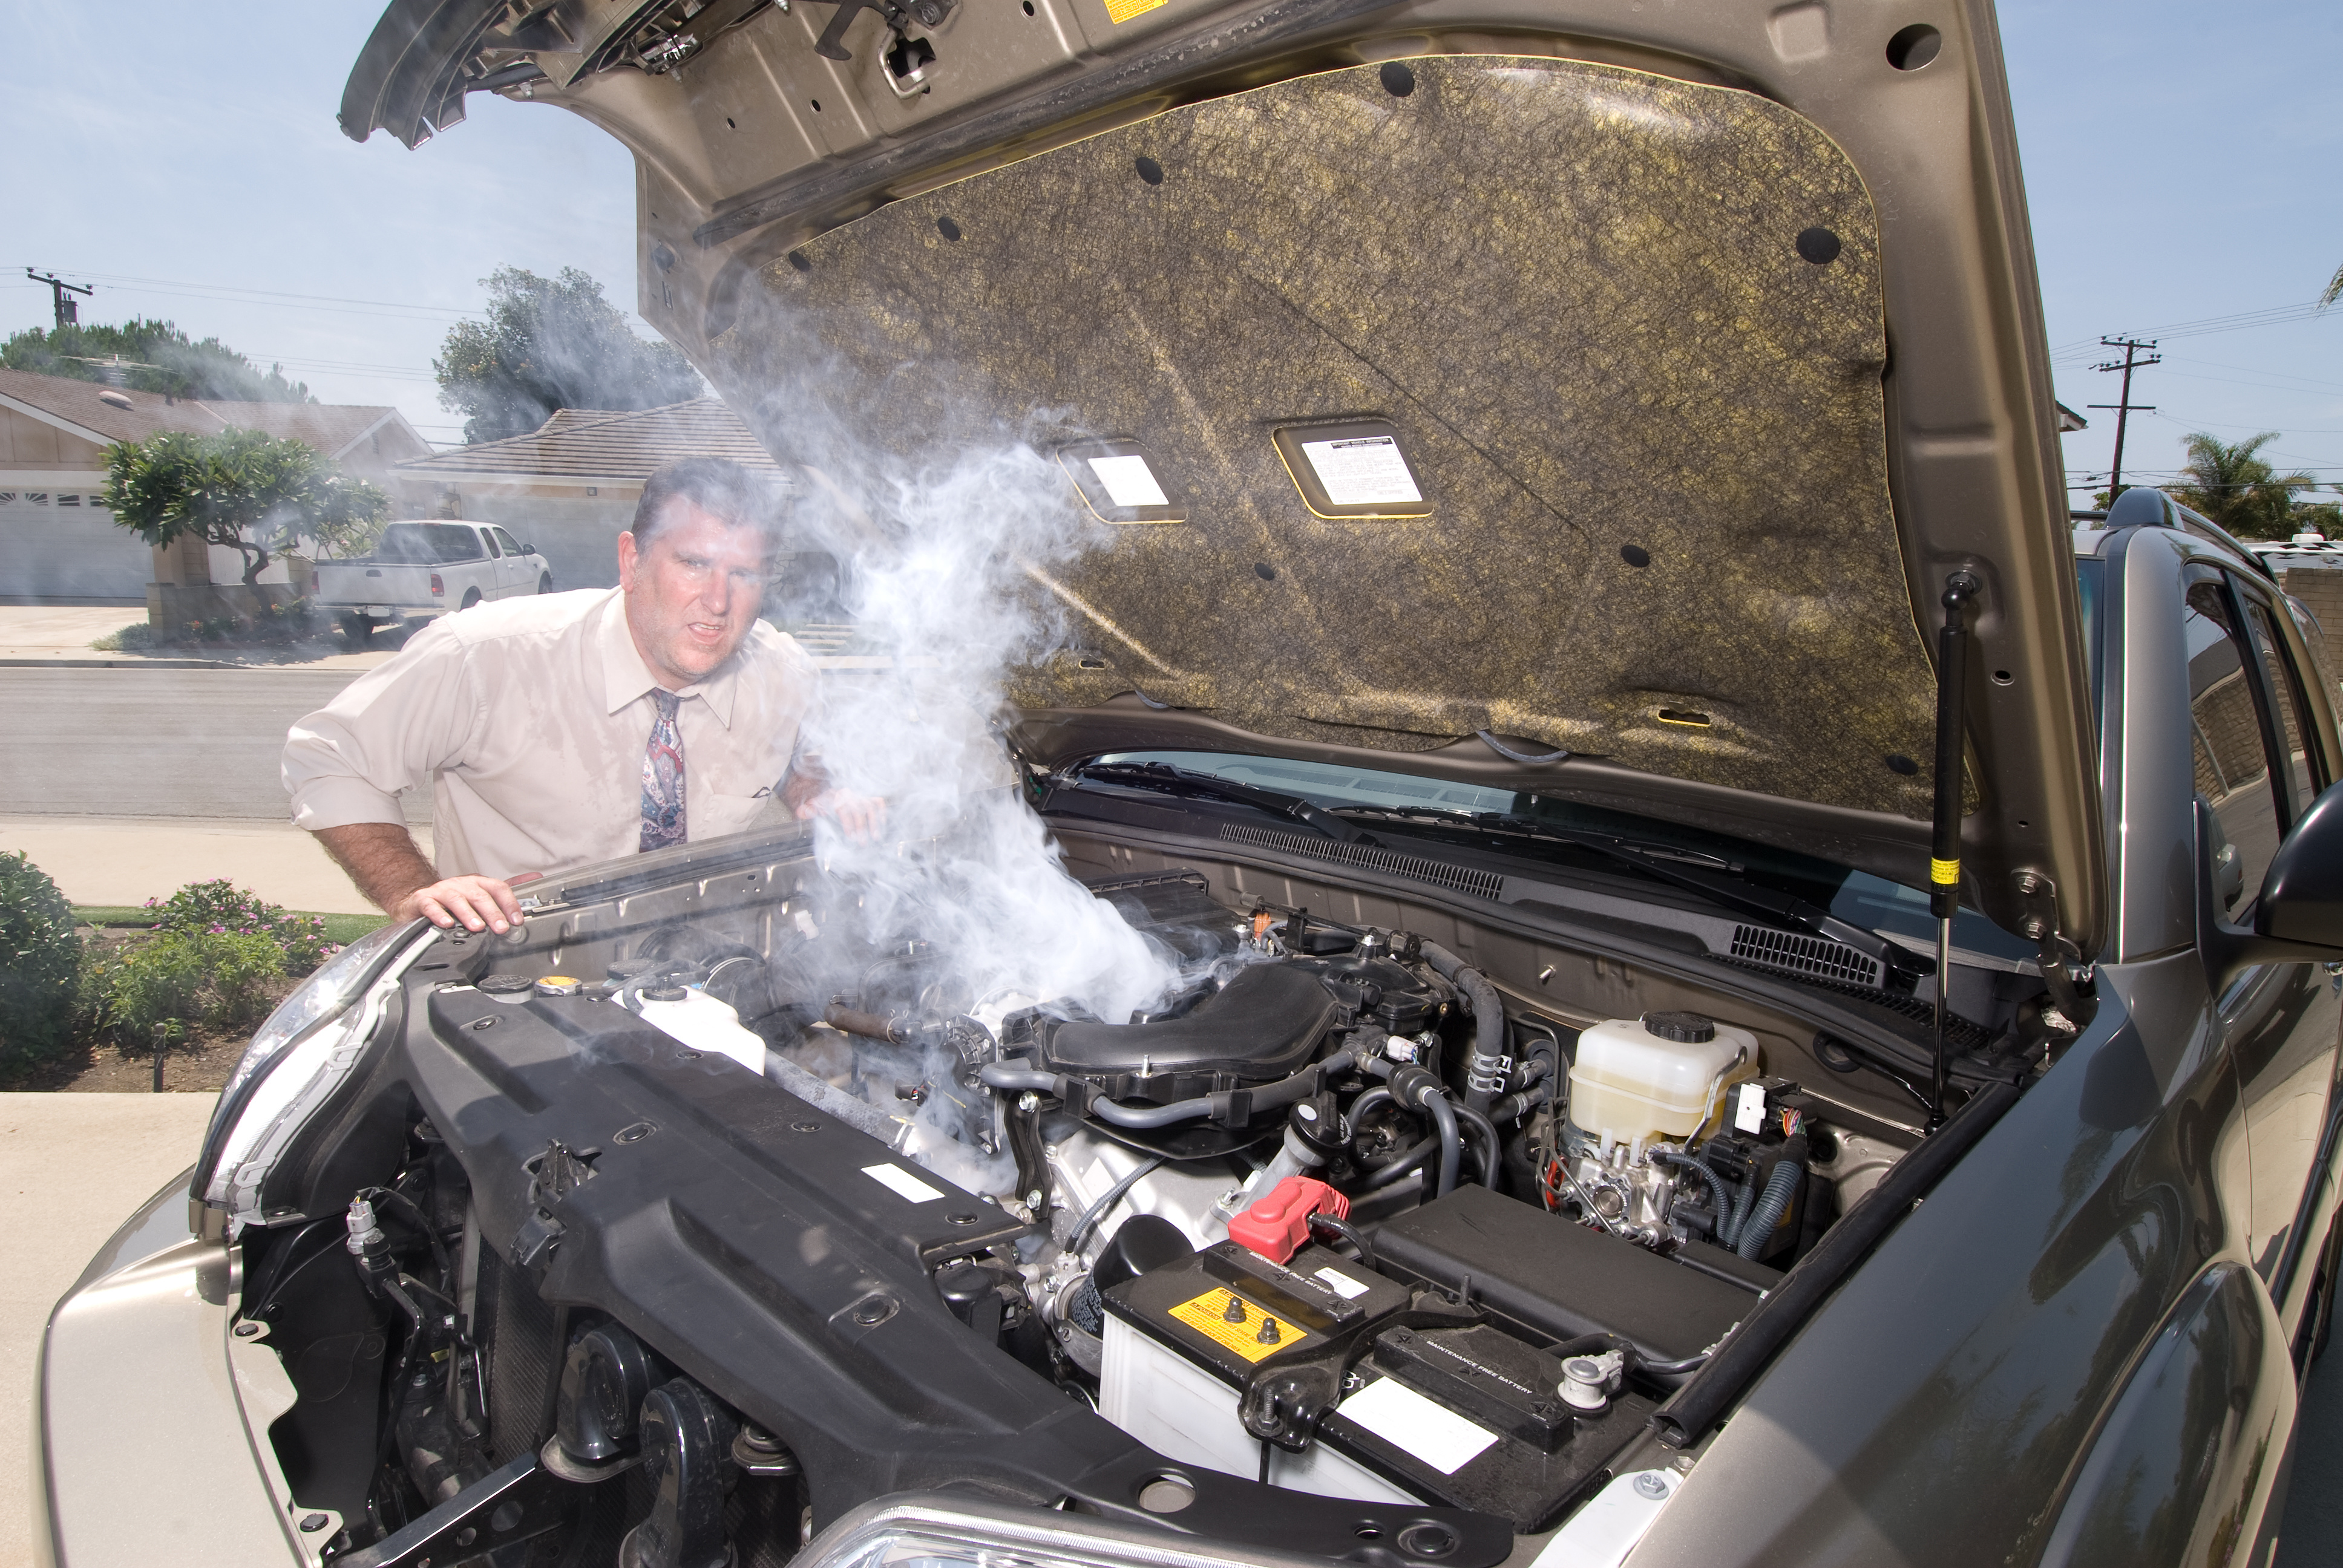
[
  {"x1": 1090, "y1": 750, "x2": 2036, "y2": 961},
  {"x1": 373, "y1": 523, "x2": 485, "y2": 564}
]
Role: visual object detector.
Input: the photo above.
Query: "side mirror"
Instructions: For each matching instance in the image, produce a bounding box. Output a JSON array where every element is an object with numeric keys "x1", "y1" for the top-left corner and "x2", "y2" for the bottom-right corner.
[
  {"x1": 525, "y1": 543, "x2": 537, "y2": 556},
  {"x1": 2260, "y1": 782, "x2": 2343, "y2": 945},
  {"x1": 2199, "y1": 786, "x2": 2343, "y2": 990}
]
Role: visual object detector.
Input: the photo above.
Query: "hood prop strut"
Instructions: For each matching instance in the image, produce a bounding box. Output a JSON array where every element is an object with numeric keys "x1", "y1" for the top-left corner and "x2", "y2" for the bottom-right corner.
[{"x1": 1927, "y1": 570, "x2": 1982, "y2": 1131}]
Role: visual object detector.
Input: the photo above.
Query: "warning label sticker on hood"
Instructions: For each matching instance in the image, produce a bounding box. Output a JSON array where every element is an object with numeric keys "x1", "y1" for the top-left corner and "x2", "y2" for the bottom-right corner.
[{"x1": 1300, "y1": 436, "x2": 1422, "y2": 506}]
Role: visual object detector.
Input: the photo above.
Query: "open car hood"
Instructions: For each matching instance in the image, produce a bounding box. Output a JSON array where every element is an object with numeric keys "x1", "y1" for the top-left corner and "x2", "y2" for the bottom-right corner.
[{"x1": 347, "y1": 1, "x2": 2099, "y2": 950}]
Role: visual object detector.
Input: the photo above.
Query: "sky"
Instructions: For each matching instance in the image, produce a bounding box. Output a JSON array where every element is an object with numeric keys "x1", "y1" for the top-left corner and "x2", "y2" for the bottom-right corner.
[{"x1": 3, "y1": 1, "x2": 2339, "y2": 487}]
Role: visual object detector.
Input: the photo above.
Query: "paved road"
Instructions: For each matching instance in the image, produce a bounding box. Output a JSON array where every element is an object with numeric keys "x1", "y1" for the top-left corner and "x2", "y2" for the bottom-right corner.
[{"x1": 1, "y1": 666, "x2": 427, "y2": 823}]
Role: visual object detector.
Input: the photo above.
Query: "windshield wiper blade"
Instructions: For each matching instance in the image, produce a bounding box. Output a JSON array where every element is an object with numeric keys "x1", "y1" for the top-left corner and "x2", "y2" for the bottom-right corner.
[{"x1": 1065, "y1": 763, "x2": 1380, "y2": 845}]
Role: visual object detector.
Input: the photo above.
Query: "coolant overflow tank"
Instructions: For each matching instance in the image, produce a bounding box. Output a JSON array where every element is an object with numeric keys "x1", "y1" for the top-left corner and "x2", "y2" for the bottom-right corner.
[{"x1": 1567, "y1": 1012, "x2": 1757, "y2": 1145}]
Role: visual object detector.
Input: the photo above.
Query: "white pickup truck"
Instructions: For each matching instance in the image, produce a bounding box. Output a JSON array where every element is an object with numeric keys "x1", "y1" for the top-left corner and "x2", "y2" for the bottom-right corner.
[{"x1": 314, "y1": 521, "x2": 554, "y2": 644}]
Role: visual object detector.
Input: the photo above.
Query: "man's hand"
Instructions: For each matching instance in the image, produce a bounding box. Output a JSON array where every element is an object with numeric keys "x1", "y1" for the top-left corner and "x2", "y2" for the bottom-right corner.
[
  {"x1": 796, "y1": 789, "x2": 888, "y2": 843},
  {"x1": 395, "y1": 875, "x2": 523, "y2": 934},
  {"x1": 313, "y1": 822, "x2": 523, "y2": 934}
]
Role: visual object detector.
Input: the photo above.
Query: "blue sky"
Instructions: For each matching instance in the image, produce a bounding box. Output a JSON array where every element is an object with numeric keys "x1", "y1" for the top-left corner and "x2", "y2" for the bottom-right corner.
[{"x1": 4, "y1": 1, "x2": 2339, "y2": 491}]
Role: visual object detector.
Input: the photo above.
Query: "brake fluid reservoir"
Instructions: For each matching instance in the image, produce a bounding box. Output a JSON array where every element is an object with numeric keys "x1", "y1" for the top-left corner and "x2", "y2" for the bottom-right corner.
[{"x1": 1566, "y1": 1012, "x2": 1757, "y2": 1146}]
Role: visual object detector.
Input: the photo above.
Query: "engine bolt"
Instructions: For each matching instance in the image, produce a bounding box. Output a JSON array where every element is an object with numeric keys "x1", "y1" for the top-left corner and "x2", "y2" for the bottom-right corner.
[
  {"x1": 1223, "y1": 1296, "x2": 1247, "y2": 1324},
  {"x1": 1256, "y1": 1316, "x2": 1281, "y2": 1345},
  {"x1": 1633, "y1": 1472, "x2": 1671, "y2": 1500}
]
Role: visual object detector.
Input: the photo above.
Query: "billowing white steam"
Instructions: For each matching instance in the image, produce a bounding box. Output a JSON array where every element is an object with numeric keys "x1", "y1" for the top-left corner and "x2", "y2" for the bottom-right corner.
[{"x1": 777, "y1": 437, "x2": 1182, "y2": 1027}]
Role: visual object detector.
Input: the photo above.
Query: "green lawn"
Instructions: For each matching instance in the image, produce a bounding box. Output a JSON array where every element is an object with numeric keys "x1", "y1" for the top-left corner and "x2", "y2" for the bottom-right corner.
[{"x1": 73, "y1": 906, "x2": 390, "y2": 945}]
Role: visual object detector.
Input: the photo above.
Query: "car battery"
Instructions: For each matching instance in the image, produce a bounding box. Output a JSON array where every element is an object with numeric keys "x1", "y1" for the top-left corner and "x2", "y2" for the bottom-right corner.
[{"x1": 1099, "y1": 1240, "x2": 1651, "y2": 1530}]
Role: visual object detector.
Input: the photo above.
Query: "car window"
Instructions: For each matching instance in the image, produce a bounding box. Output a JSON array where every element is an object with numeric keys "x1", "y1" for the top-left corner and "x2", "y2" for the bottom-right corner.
[
  {"x1": 2184, "y1": 577, "x2": 2282, "y2": 913},
  {"x1": 2240, "y1": 594, "x2": 2325, "y2": 814},
  {"x1": 481, "y1": 528, "x2": 502, "y2": 557},
  {"x1": 492, "y1": 526, "x2": 524, "y2": 558},
  {"x1": 375, "y1": 523, "x2": 488, "y2": 564}
]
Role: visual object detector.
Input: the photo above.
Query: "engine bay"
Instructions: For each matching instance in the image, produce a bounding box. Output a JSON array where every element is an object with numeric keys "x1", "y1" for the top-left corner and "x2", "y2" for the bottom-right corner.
[{"x1": 230, "y1": 829, "x2": 1997, "y2": 1566}]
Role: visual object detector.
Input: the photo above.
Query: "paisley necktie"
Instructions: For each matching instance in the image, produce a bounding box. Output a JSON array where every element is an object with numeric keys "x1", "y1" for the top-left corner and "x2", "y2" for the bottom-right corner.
[{"x1": 640, "y1": 690, "x2": 686, "y2": 852}]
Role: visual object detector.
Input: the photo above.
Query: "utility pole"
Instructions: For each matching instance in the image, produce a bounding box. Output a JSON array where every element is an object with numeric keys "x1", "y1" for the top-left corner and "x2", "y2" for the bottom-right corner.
[
  {"x1": 2088, "y1": 336, "x2": 2161, "y2": 498},
  {"x1": 24, "y1": 269, "x2": 94, "y2": 331}
]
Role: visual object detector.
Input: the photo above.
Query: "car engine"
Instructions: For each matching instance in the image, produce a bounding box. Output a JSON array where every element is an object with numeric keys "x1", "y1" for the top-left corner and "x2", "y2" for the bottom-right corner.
[{"x1": 231, "y1": 856, "x2": 1933, "y2": 1564}]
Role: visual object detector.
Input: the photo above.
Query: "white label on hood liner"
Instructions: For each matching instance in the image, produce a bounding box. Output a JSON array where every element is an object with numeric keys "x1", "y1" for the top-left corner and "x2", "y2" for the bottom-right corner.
[
  {"x1": 1338, "y1": 1376, "x2": 1498, "y2": 1474},
  {"x1": 862, "y1": 1163, "x2": 945, "y2": 1203},
  {"x1": 1300, "y1": 436, "x2": 1421, "y2": 506},
  {"x1": 1087, "y1": 454, "x2": 1170, "y2": 508}
]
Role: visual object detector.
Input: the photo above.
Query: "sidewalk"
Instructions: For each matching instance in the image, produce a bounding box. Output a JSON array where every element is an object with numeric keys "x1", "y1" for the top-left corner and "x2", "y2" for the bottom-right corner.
[
  {"x1": 0, "y1": 604, "x2": 394, "y2": 670},
  {"x1": 0, "y1": 1092, "x2": 220, "y2": 1566},
  {"x1": 0, "y1": 815, "x2": 429, "y2": 913}
]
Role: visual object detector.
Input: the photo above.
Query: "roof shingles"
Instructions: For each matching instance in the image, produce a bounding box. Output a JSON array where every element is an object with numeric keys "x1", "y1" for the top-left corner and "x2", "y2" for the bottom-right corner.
[
  {"x1": 0, "y1": 367, "x2": 407, "y2": 460},
  {"x1": 393, "y1": 400, "x2": 776, "y2": 482}
]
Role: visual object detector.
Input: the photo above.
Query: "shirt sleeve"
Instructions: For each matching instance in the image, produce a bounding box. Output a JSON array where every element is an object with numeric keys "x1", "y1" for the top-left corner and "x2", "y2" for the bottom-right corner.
[{"x1": 282, "y1": 622, "x2": 485, "y2": 832}]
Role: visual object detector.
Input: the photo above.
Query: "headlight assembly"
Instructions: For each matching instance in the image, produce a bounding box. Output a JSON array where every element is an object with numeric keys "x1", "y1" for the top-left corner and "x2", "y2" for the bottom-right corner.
[
  {"x1": 797, "y1": 1494, "x2": 1334, "y2": 1568},
  {"x1": 192, "y1": 920, "x2": 435, "y2": 1228}
]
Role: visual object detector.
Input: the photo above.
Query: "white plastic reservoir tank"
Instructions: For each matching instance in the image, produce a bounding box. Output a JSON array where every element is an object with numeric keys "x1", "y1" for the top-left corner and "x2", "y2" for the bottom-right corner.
[{"x1": 1567, "y1": 1011, "x2": 1758, "y2": 1148}]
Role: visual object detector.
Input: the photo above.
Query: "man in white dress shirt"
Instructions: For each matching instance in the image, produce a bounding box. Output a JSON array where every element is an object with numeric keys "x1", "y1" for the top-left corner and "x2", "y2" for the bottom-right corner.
[{"x1": 284, "y1": 457, "x2": 879, "y2": 934}]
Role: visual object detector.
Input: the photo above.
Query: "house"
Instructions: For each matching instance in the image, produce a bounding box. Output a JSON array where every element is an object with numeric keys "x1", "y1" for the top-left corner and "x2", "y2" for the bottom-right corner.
[
  {"x1": 387, "y1": 399, "x2": 782, "y2": 592},
  {"x1": 0, "y1": 368, "x2": 432, "y2": 611}
]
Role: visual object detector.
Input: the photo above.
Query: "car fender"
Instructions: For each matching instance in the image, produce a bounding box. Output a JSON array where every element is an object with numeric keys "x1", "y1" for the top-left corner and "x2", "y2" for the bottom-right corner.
[{"x1": 2035, "y1": 1259, "x2": 2294, "y2": 1568}]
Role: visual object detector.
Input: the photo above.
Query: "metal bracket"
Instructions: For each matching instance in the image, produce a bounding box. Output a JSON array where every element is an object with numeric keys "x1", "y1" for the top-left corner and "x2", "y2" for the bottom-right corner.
[{"x1": 338, "y1": 1452, "x2": 575, "y2": 1567}]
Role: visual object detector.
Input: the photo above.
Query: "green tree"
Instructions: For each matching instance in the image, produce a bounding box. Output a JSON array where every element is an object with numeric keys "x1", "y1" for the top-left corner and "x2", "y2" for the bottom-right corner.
[
  {"x1": 435, "y1": 266, "x2": 703, "y2": 443},
  {"x1": 2169, "y1": 431, "x2": 2315, "y2": 541},
  {"x1": 102, "y1": 428, "x2": 390, "y2": 584},
  {"x1": 1, "y1": 318, "x2": 313, "y2": 402}
]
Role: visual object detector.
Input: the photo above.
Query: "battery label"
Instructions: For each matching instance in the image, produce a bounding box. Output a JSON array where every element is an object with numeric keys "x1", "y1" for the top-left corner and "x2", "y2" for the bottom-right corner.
[{"x1": 1167, "y1": 1287, "x2": 1316, "y2": 1364}]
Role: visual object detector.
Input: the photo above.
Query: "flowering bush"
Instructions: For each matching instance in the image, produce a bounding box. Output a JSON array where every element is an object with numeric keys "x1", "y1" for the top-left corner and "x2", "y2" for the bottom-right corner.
[
  {"x1": 91, "y1": 930, "x2": 283, "y2": 1051},
  {"x1": 147, "y1": 879, "x2": 338, "y2": 975}
]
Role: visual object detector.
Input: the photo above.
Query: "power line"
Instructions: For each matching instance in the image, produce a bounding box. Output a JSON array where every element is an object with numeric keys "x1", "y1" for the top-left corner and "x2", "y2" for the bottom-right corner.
[{"x1": 2050, "y1": 296, "x2": 2342, "y2": 361}]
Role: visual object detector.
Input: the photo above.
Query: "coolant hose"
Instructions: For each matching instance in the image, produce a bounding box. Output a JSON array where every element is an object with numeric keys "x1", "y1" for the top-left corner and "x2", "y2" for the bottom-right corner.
[
  {"x1": 1422, "y1": 1088, "x2": 1461, "y2": 1197},
  {"x1": 1736, "y1": 1136, "x2": 1808, "y2": 1261},
  {"x1": 1358, "y1": 1134, "x2": 1438, "y2": 1191},
  {"x1": 1418, "y1": 942, "x2": 1508, "y2": 1114},
  {"x1": 1452, "y1": 1101, "x2": 1502, "y2": 1189},
  {"x1": 1652, "y1": 1149, "x2": 1731, "y2": 1225}
]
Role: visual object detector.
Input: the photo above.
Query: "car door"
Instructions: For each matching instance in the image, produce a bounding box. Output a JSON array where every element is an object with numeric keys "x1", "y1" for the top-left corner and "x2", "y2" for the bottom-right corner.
[
  {"x1": 490, "y1": 526, "x2": 532, "y2": 596},
  {"x1": 2187, "y1": 563, "x2": 2343, "y2": 1303}
]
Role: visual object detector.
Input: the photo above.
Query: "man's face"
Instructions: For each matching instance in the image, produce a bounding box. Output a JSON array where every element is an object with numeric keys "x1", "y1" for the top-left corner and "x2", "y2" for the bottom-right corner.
[{"x1": 618, "y1": 499, "x2": 768, "y2": 690}]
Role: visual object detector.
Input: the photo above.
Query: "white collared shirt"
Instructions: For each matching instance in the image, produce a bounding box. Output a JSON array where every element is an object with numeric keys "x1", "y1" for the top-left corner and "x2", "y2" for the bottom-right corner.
[{"x1": 283, "y1": 588, "x2": 814, "y2": 880}]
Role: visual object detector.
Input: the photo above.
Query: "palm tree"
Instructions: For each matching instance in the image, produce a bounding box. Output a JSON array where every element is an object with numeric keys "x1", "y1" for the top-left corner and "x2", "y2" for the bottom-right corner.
[
  {"x1": 2171, "y1": 431, "x2": 2316, "y2": 541},
  {"x1": 2325, "y1": 262, "x2": 2343, "y2": 308}
]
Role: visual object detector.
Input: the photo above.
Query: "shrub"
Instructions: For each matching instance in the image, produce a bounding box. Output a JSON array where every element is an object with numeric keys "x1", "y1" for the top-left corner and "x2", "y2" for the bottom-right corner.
[
  {"x1": 0, "y1": 852, "x2": 80, "y2": 1072},
  {"x1": 148, "y1": 878, "x2": 338, "y2": 975},
  {"x1": 94, "y1": 930, "x2": 283, "y2": 1051}
]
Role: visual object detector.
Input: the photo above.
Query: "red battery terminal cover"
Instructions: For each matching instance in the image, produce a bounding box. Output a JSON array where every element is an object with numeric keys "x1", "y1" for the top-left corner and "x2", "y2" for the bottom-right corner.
[{"x1": 1228, "y1": 1176, "x2": 1349, "y2": 1264}]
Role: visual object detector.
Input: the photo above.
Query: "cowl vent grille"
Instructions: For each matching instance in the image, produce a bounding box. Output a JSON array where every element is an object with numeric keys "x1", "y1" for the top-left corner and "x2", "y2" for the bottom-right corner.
[
  {"x1": 1216, "y1": 825, "x2": 1505, "y2": 899},
  {"x1": 1728, "y1": 924, "x2": 1884, "y2": 989}
]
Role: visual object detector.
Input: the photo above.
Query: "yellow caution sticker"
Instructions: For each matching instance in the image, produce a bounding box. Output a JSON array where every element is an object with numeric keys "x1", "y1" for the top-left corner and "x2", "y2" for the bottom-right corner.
[
  {"x1": 1167, "y1": 1287, "x2": 1314, "y2": 1364},
  {"x1": 1930, "y1": 857, "x2": 1960, "y2": 886},
  {"x1": 1105, "y1": 0, "x2": 1165, "y2": 22}
]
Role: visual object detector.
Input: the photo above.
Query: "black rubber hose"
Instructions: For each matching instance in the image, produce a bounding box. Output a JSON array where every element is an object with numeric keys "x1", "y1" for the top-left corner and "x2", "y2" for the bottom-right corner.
[
  {"x1": 1418, "y1": 942, "x2": 1507, "y2": 1114},
  {"x1": 1650, "y1": 1082, "x2": 2022, "y2": 1448},
  {"x1": 1736, "y1": 1137, "x2": 1809, "y2": 1261},
  {"x1": 1653, "y1": 1148, "x2": 1731, "y2": 1224},
  {"x1": 981, "y1": 1050, "x2": 1356, "y2": 1131},
  {"x1": 1358, "y1": 1134, "x2": 1439, "y2": 1192},
  {"x1": 1490, "y1": 1082, "x2": 1551, "y2": 1125},
  {"x1": 1452, "y1": 1101, "x2": 1502, "y2": 1188},
  {"x1": 1421, "y1": 1088, "x2": 1461, "y2": 1197}
]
